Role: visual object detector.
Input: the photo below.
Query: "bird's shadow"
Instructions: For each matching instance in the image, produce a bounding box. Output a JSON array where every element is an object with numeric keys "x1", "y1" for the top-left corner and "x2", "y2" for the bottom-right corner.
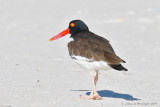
[{"x1": 71, "y1": 90, "x2": 140, "y2": 101}]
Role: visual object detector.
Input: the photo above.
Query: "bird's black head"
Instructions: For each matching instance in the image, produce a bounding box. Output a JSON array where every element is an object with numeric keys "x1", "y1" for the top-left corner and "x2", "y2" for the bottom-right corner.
[
  {"x1": 49, "y1": 20, "x2": 89, "y2": 41},
  {"x1": 68, "y1": 20, "x2": 89, "y2": 35}
]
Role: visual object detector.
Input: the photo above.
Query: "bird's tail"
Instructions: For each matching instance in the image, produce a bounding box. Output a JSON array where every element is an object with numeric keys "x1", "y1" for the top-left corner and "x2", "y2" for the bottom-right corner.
[{"x1": 109, "y1": 64, "x2": 128, "y2": 71}]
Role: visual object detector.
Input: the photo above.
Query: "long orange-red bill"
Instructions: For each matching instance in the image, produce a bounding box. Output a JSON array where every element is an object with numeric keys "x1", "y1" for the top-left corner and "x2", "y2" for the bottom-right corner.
[{"x1": 49, "y1": 28, "x2": 69, "y2": 41}]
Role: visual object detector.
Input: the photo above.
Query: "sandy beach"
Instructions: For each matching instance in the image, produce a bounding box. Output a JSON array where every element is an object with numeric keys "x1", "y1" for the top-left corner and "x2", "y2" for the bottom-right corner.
[{"x1": 0, "y1": 0, "x2": 160, "y2": 106}]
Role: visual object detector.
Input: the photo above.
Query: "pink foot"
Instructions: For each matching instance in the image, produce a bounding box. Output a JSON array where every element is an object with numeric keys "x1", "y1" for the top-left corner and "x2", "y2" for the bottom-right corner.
[{"x1": 80, "y1": 94, "x2": 103, "y2": 100}]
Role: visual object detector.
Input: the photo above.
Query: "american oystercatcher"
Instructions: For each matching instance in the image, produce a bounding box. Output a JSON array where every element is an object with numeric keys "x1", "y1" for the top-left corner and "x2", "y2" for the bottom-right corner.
[{"x1": 49, "y1": 20, "x2": 128, "y2": 100}]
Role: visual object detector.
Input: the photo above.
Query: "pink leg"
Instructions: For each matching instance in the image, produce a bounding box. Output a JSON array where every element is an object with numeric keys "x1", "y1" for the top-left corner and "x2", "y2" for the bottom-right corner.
[
  {"x1": 90, "y1": 70, "x2": 98, "y2": 96},
  {"x1": 81, "y1": 70, "x2": 103, "y2": 100},
  {"x1": 94, "y1": 70, "x2": 99, "y2": 86}
]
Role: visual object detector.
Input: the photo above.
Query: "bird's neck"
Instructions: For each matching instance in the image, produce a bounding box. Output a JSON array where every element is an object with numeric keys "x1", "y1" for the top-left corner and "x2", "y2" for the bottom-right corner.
[{"x1": 71, "y1": 30, "x2": 89, "y2": 38}]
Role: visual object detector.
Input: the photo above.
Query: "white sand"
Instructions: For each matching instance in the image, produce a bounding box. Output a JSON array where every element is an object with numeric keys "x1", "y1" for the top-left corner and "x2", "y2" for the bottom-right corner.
[{"x1": 0, "y1": 0, "x2": 160, "y2": 106}]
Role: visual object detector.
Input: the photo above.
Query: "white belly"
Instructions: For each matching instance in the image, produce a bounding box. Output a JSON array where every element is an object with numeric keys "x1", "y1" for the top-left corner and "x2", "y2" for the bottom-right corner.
[{"x1": 71, "y1": 55, "x2": 112, "y2": 71}]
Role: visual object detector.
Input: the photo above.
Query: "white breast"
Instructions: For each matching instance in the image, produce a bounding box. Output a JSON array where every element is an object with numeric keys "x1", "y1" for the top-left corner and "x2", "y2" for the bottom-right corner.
[{"x1": 71, "y1": 55, "x2": 112, "y2": 71}]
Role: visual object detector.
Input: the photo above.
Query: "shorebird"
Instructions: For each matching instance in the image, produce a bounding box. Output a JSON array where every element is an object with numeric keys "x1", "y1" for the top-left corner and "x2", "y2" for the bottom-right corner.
[{"x1": 49, "y1": 20, "x2": 127, "y2": 100}]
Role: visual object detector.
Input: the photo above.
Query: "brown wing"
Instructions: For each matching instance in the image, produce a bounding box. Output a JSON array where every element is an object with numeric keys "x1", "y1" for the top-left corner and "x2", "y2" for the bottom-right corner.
[
  {"x1": 68, "y1": 31, "x2": 125, "y2": 64},
  {"x1": 104, "y1": 51, "x2": 126, "y2": 64}
]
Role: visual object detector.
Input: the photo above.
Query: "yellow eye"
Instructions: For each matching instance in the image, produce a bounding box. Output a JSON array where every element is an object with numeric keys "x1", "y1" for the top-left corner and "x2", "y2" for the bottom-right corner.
[{"x1": 70, "y1": 23, "x2": 75, "y2": 27}]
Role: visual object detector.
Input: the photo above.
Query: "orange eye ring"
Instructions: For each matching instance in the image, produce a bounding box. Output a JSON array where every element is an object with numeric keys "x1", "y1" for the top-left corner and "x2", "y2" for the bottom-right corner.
[{"x1": 70, "y1": 23, "x2": 75, "y2": 27}]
